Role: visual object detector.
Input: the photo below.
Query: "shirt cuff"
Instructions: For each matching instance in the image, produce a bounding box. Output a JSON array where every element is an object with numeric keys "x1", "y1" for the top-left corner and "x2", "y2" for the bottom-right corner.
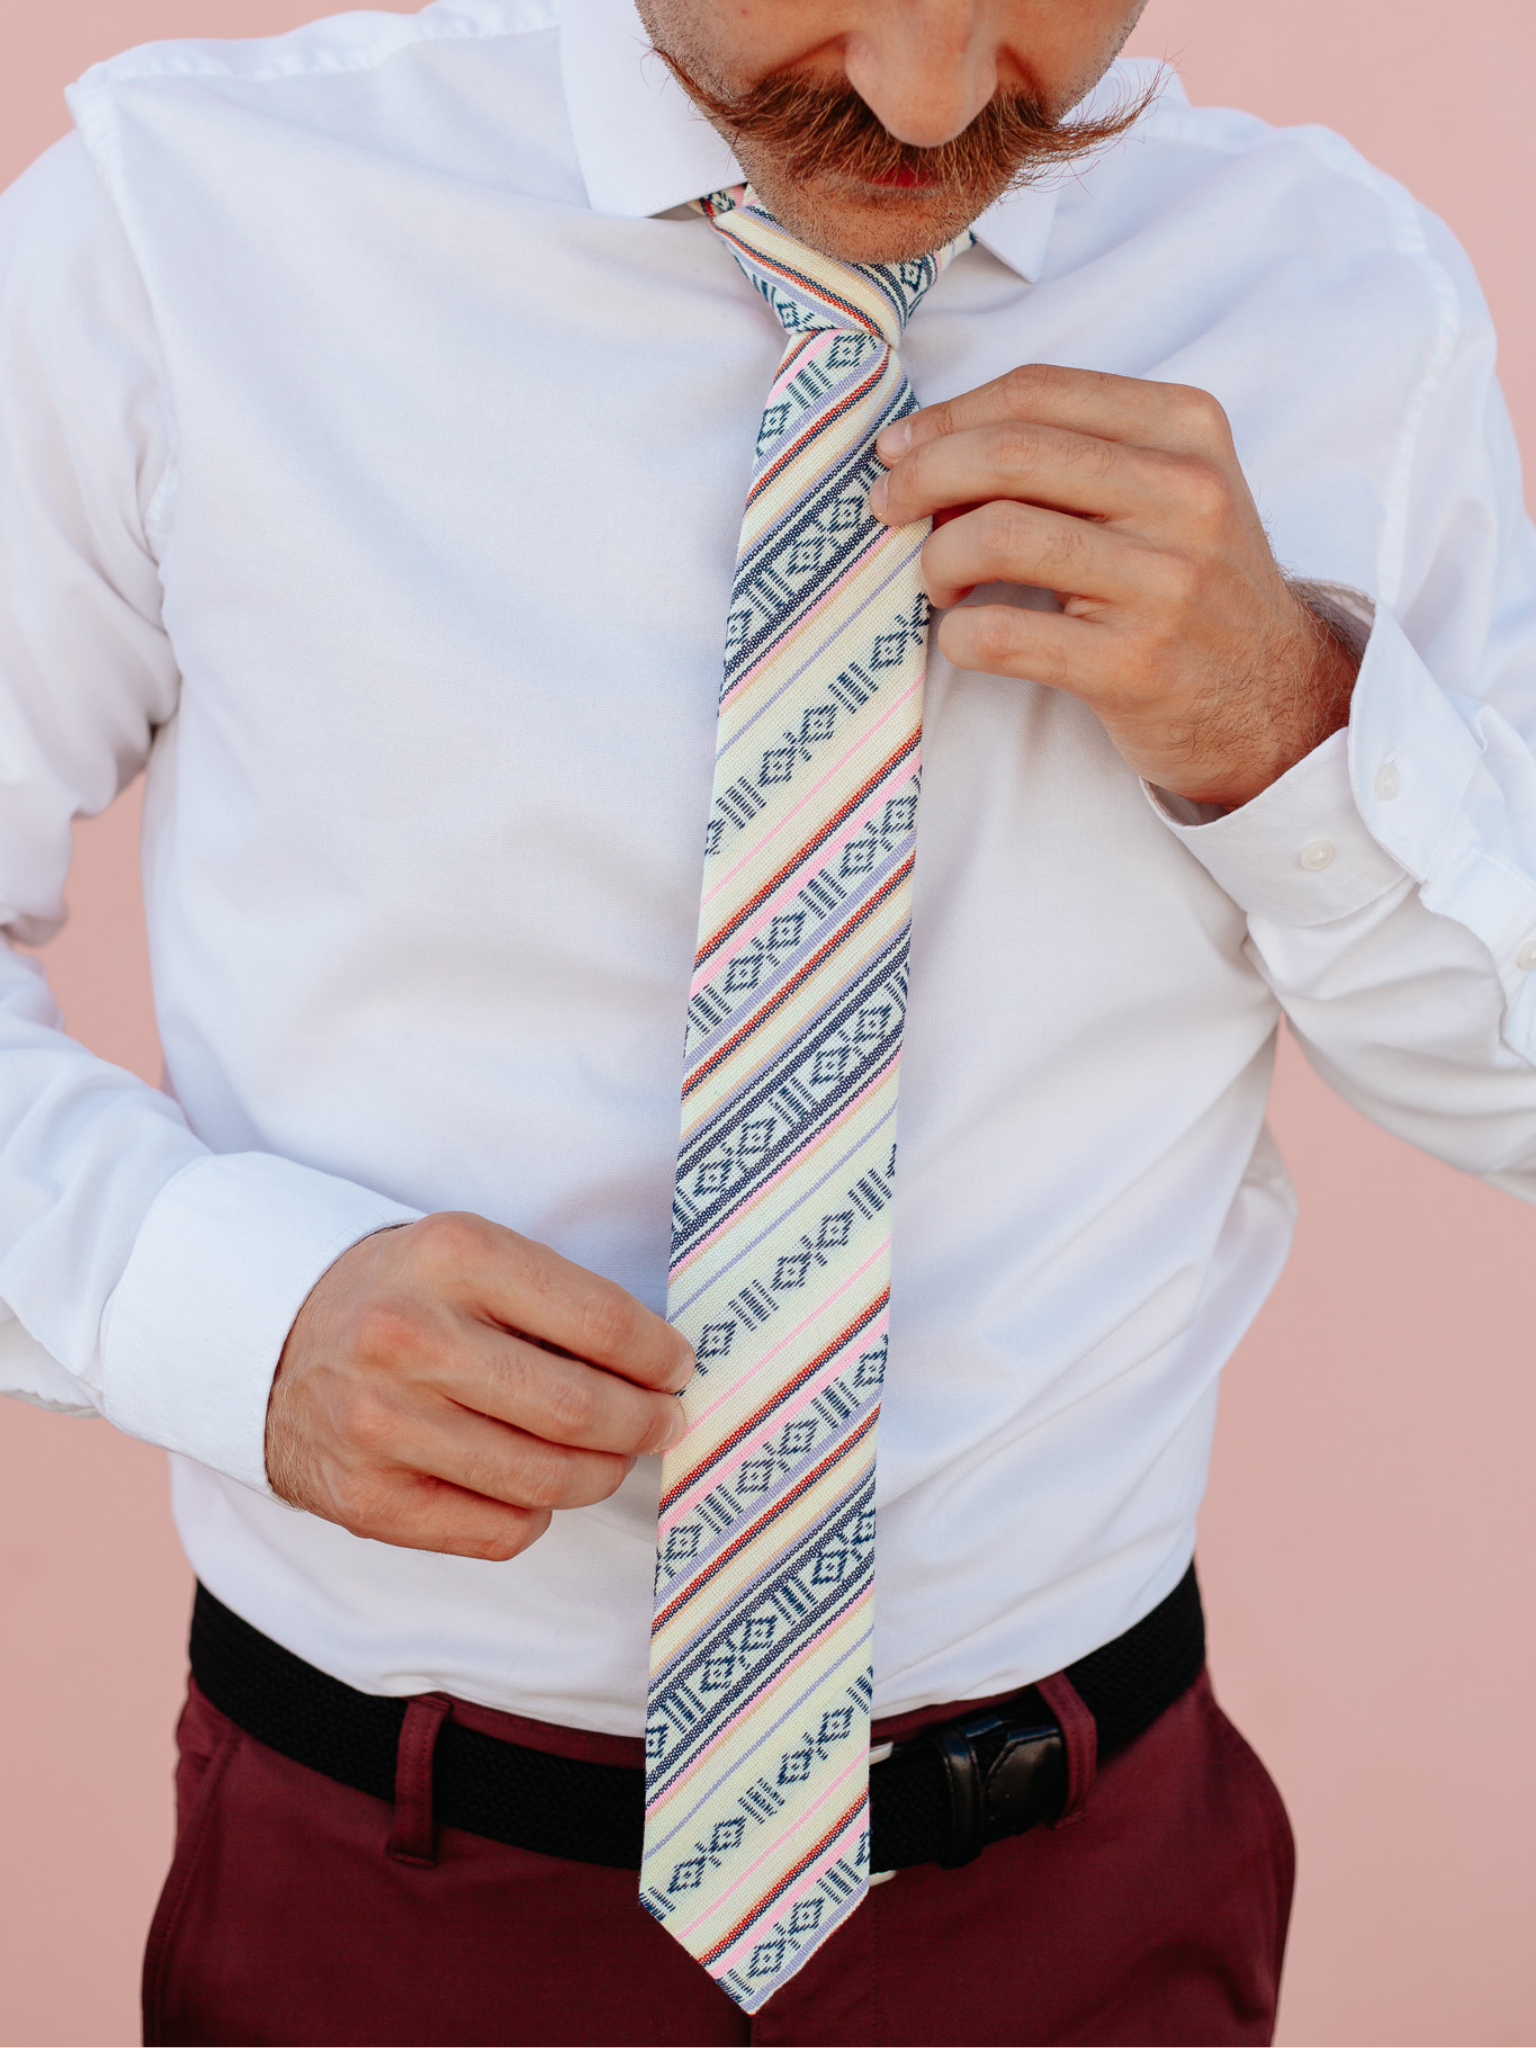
[
  {"x1": 99, "y1": 1150, "x2": 422, "y2": 1495},
  {"x1": 1146, "y1": 602, "x2": 1480, "y2": 927}
]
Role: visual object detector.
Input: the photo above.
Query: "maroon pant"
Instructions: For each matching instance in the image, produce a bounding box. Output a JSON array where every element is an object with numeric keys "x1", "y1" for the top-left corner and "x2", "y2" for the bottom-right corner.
[{"x1": 144, "y1": 1669, "x2": 1293, "y2": 2047}]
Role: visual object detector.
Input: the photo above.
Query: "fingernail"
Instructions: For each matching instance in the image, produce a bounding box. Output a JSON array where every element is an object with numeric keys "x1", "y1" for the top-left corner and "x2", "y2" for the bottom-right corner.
[
  {"x1": 869, "y1": 475, "x2": 889, "y2": 520},
  {"x1": 665, "y1": 1400, "x2": 690, "y2": 1448},
  {"x1": 877, "y1": 421, "x2": 912, "y2": 462}
]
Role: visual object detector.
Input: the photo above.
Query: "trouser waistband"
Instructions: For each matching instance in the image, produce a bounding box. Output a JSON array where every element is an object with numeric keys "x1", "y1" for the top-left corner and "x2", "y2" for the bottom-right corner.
[{"x1": 189, "y1": 1563, "x2": 1205, "y2": 1873}]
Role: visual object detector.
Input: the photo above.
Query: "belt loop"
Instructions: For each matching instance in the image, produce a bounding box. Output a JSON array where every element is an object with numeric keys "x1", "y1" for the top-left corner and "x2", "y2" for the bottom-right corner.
[
  {"x1": 1035, "y1": 1672, "x2": 1096, "y2": 1827},
  {"x1": 387, "y1": 1693, "x2": 452, "y2": 1867}
]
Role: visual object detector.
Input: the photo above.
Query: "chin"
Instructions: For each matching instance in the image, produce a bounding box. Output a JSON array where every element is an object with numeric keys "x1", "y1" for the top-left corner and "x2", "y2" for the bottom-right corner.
[{"x1": 741, "y1": 168, "x2": 994, "y2": 266}]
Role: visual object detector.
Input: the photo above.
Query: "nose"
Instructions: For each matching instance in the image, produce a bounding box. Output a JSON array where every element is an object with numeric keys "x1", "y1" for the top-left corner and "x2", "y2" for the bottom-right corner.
[{"x1": 842, "y1": 2, "x2": 999, "y2": 148}]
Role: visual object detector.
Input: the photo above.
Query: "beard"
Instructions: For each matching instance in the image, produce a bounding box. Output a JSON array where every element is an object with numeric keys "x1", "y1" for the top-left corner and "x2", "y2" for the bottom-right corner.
[{"x1": 642, "y1": 31, "x2": 1155, "y2": 262}]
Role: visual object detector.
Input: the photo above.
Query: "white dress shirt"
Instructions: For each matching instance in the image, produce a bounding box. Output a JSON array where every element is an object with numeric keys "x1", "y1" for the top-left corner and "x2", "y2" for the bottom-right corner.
[{"x1": 3, "y1": 0, "x2": 1536, "y2": 1733}]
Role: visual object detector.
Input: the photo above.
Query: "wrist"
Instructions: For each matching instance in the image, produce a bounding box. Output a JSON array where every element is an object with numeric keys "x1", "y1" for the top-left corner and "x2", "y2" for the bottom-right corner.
[{"x1": 1158, "y1": 587, "x2": 1363, "y2": 810}]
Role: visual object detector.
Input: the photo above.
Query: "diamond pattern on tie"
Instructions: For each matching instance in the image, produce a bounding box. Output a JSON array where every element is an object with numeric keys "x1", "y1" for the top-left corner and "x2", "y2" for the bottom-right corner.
[{"x1": 641, "y1": 186, "x2": 973, "y2": 2013}]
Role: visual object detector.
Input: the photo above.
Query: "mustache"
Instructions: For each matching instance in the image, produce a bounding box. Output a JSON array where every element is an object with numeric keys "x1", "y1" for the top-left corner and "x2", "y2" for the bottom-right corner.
[{"x1": 652, "y1": 57, "x2": 1156, "y2": 196}]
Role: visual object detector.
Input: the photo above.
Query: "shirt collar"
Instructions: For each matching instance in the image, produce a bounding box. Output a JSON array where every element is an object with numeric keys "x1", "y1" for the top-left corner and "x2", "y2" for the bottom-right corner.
[{"x1": 558, "y1": 0, "x2": 1061, "y2": 283}]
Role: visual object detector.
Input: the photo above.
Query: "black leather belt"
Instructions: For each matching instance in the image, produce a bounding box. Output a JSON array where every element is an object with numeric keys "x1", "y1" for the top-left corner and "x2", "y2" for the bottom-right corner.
[{"x1": 190, "y1": 1563, "x2": 1204, "y2": 1873}]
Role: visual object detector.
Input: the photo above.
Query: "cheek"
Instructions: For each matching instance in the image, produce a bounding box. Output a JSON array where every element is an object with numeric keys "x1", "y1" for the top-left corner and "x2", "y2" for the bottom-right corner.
[
  {"x1": 648, "y1": 0, "x2": 854, "y2": 102},
  {"x1": 1010, "y1": 0, "x2": 1149, "y2": 116}
]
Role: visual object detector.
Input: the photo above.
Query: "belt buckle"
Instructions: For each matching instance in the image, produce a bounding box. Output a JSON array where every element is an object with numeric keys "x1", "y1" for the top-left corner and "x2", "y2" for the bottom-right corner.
[{"x1": 878, "y1": 1688, "x2": 1067, "y2": 1873}]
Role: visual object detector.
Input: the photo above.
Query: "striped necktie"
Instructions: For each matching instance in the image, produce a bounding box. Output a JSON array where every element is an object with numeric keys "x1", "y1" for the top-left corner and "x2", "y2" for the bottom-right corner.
[{"x1": 642, "y1": 186, "x2": 973, "y2": 2012}]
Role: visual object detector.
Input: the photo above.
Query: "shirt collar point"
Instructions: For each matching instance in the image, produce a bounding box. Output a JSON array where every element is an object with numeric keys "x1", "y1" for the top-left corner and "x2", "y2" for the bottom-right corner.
[{"x1": 970, "y1": 184, "x2": 1060, "y2": 283}]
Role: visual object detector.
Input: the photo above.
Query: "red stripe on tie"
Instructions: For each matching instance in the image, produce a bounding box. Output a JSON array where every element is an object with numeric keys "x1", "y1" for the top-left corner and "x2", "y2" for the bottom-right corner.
[
  {"x1": 744, "y1": 357, "x2": 889, "y2": 511},
  {"x1": 651, "y1": 1405, "x2": 877, "y2": 1635},
  {"x1": 698, "y1": 1794, "x2": 868, "y2": 1967},
  {"x1": 695, "y1": 730, "x2": 920, "y2": 971},
  {"x1": 658, "y1": 1292, "x2": 889, "y2": 1514},
  {"x1": 683, "y1": 859, "x2": 914, "y2": 1099}
]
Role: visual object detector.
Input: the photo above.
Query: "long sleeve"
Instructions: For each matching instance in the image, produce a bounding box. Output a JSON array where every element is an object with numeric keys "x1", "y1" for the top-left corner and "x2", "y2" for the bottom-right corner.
[
  {"x1": 1157, "y1": 211, "x2": 1536, "y2": 1200},
  {"x1": 0, "y1": 136, "x2": 418, "y2": 1484}
]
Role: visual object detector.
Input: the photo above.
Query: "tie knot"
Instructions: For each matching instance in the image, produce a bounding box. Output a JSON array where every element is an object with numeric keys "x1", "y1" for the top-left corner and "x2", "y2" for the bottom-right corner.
[{"x1": 701, "y1": 187, "x2": 972, "y2": 352}]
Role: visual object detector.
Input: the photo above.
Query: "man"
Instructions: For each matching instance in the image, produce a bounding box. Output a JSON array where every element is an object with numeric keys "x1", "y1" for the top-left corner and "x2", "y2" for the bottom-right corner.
[{"x1": 2, "y1": 0, "x2": 1532, "y2": 2039}]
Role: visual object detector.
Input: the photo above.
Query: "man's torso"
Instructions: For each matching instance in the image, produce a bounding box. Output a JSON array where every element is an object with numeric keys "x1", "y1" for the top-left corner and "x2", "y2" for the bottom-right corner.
[{"x1": 35, "y1": 0, "x2": 1452, "y2": 1729}]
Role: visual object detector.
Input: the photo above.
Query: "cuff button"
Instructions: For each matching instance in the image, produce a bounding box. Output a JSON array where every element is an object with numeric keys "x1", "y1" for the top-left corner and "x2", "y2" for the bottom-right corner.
[
  {"x1": 1516, "y1": 938, "x2": 1536, "y2": 972},
  {"x1": 1299, "y1": 839, "x2": 1336, "y2": 873},
  {"x1": 1374, "y1": 761, "x2": 1402, "y2": 800}
]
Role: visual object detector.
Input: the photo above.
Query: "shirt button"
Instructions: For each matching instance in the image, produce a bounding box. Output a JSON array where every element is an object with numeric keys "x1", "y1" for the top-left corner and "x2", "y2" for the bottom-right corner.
[
  {"x1": 1517, "y1": 938, "x2": 1536, "y2": 972},
  {"x1": 1300, "y1": 839, "x2": 1336, "y2": 872},
  {"x1": 1374, "y1": 761, "x2": 1401, "y2": 800}
]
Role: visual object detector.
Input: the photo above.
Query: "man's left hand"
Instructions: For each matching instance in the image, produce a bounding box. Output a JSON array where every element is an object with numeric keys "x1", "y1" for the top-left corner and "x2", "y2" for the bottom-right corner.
[{"x1": 870, "y1": 364, "x2": 1359, "y2": 809}]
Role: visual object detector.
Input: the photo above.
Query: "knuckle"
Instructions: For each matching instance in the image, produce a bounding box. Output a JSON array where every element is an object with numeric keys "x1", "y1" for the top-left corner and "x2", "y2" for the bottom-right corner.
[
  {"x1": 593, "y1": 1451, "x2": 631, "y2": 1499},
  {"x1": 411, "y1": 1209, "x2": 490, "y2": 1271},
  {"x1": 542, "y1": 1364, "x2": 599, "y2": 1440},
  {"x1": 899, "y1": 435, "x2": 944, "y2": 509},
  {"x1": 570, "y1": 1449, "x2": 630, "y2": 1502},
  {"x1": 1147, "y1": 549, "x2": 1202, "y2": 613},
  {"x1": 425, "y1": 1499, "x2": 545, "y2": 1563},
  {"x1": 1038, "y1": 522, "x2": 1085, "y2": 575},
  {"x1": 476, "y1": 1509, "x2": 550, "y2": 1561},
  {"x1": 974, "y1": 497, "x2": 1024, "y2": 556},
  {"x1": 330, "y1": 1462, "x2": 396, "y2": 1530},
  {"x1": 991, "y1": 419, "x2": 1043, "y2": 473},
  {"x1": 921, "y1": 397, "x2": 957, "y2": 443},
  {"x1": 1000, "y1": 362, "x2": 1049, "y2": 413},
  {"x1": 1027, "y1": 631, "x2": 1072, "y2": 690},
  {"x1": 964, "y1": 608, "x2": 1021, "y2": 671},
  {"x1": 1175, "y1": 455, "x2": 1232, "y2": 525},
  {"x1": 1169, "y1": 383, "x2": 1229, "y2": 441},
  {"x1": 578, "y1": 1283, "x2": 639, "y2": 1363},
  {"x1": 350, "y1": 1298, "x2": 427, "y2": 1370},
  {"x1": 335, "y1": 1382, "x2": 399, "y2": 1457},
  {"x1": 903, "y1": 433, "x2": 936, "y2": 482},
  {"x1": 508, "y1": 1441, "x2": 572, "y2": 1509}
]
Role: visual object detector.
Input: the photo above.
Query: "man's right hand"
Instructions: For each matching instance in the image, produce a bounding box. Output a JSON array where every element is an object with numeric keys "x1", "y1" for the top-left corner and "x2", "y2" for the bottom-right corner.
[{"x1": 264, "y1": 1213, "x2": 694, "y2": 1562}]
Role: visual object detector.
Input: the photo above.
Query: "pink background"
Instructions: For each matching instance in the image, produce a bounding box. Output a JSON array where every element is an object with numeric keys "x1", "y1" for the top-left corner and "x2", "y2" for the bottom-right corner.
[{"x1": 2, "y1": 3, "x2": 1534, "y2": 2042}]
